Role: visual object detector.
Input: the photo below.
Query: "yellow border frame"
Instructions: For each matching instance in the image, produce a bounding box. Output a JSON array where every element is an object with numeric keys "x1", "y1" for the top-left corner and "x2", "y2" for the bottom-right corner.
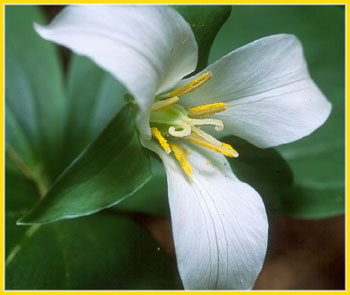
[{"x1": 1, "y1": 1, "x2": 347, "y2": 295}]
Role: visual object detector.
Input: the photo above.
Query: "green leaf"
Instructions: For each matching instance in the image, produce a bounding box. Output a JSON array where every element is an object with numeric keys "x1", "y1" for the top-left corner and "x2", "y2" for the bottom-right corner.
[
  {"x1": 7, "y1": 216, "x2": 182, "y2": 290},
  {"x1": 210, "y1": 6, "x2": 345, "y2": 218},
  {"x1": 6, "y1": 164, "x2": 182, "y2": 289},
  {"x1": 117, "y1": 155, "x2": 170, "y2": 217},
  {"x1": 18, "y1": 104, "x2": 151, "y2": 225},
  {"x1": 277, "y1": 185, "x2": 344, "y2": 218},
  {"x1": 226, "y1": 136, "x2": 344, "y2": 218},
  {"x1": 63, "y1": 54, "x2": 126, "y2": 165},
  {"x1": 5, "y1": 157, "x2": 40, "y2": 256},
  {"x1": 5, "y1": 6, "x2": 66, "y2": 180},
  {"x1": 173, "y1": 5, "x2": 231, "y2": 73}
]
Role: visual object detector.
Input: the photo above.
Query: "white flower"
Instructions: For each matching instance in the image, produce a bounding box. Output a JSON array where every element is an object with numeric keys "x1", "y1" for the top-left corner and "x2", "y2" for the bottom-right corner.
[{"x1": 34, "y1": 5, "x2": 331, "y2": 290}]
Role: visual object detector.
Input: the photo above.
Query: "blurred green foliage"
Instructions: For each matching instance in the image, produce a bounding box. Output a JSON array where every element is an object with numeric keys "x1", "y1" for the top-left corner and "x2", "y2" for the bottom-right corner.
[{"x1": 6, "y1": 5, "x2": 66, "y2": 181}]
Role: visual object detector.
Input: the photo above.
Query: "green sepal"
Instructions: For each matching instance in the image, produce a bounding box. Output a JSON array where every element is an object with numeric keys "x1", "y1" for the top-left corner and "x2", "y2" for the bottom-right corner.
[{"x1": 18, "y1": 104, "x2": 151, "y2": 225}]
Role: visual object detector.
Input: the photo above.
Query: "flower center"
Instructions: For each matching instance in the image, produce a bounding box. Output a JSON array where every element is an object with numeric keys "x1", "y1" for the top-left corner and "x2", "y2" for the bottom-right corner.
[{"x1": 149, "y1": 72, "x2": 238, "y2": 177}]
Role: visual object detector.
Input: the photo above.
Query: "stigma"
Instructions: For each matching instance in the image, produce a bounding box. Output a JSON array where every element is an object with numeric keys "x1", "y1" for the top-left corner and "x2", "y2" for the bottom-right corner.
[{"x1": 149, "y1": 72, "x2": 238, "y2": 178}]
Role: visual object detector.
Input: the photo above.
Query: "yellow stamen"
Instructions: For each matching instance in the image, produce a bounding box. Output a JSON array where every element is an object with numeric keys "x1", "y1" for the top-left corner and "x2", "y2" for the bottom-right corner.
[
  {"x1": 222, "y1": 143, "x2": 239, "y2": 157},
  {"x1": 169, "y1": 72, "x2": 212, "y2": 97},
  {"x1": 151, "y1": 127, "x2": 171, "y2": 154},
  {"x1": 191, "y1": 126, "x2": 222, "y2": 146},
  {"x1": 170, "y1": 143, "x2": 193, "y2": 176},
  {"x1": 188, "y1": 134, "x2": 238, "y2": 158},
  {"x1": 188, "y1": 103, "x2": 228, "y2": 118},
  {"x1": 152, "y1": 96, "x2": 179, "y2": 112}
]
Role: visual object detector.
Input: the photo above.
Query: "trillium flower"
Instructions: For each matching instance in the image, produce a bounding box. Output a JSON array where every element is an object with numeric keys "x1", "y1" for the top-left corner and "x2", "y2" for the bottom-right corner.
[{"x1": 34, "y1": 5, "x2": 331, "y2": 290}]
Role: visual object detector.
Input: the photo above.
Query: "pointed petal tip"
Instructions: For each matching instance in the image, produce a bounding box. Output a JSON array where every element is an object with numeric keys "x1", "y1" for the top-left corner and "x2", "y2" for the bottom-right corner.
[
  {"x1": 33, "y1": 21, "x2": 43, "y2": 35},
  {"x1": 180, "y1": 32, "x2": 332, "y2": 149}
]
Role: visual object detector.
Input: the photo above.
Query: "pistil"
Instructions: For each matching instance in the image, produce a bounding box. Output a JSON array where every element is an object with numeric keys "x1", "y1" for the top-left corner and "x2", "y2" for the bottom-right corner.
[
  {"x1": 149, "y1": 71, "x2": 238, "y2": 177},
  {"x1": 184, "y1": 118, "x2": 224, "y2": 131},
  {"x1": 168, "y1": 125, "x2": 191, "y2": 137}
]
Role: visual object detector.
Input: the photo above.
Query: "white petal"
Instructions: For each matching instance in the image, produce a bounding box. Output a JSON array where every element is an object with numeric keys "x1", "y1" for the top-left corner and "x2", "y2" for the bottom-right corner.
[
  {"x1": 35, "y1": 5, "x2": 198, "y2": 138},
  {"x1": 143, "y1": 139, "x2": 268, "y2": 290},
  {"x1": 179, "y1": 34, "x2": 331, "y2": 148}
]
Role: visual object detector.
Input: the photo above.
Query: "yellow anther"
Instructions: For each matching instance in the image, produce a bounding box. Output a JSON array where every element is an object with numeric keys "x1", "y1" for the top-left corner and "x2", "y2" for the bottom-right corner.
[
  {"x1": 151, "y1": 127, "x2": 171, "y2": 154},
  {"x1": 191, "y1": 128, "x2": 221, "y2": 147},
  {"x1": 188, "y1": 103, "x2": 228, "y2": 118},
  {"x1": 152, "y1": 96, "x2": 179, "y2": 112},
  {"x1": 170, "y1": 143, "x2": 193, "y2": 176},
  {"x1": 222, "y1": 143, "x2": 239, "y2": 157},
  {"x1": 188, "y1": 134, "x2": 238, "y2": 158},
  {"x1": 205, "y1": 160, "x2": 210, "y2": 165},
  {"x1": 169, "y1": 72, "x2": 213, "y2": 97}
]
